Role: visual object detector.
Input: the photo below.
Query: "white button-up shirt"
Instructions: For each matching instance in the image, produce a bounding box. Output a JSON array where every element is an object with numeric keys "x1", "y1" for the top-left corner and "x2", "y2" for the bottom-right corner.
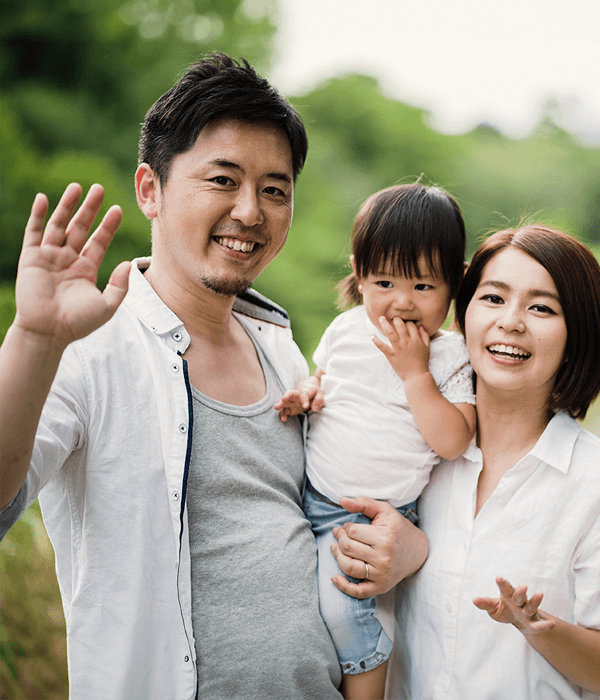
[
  {"x1": 388, "y1": 411, "x2": 600, "y2": 700},
  {"x1": 0, "y1": 260, "x2": 308, "y2": 700}
]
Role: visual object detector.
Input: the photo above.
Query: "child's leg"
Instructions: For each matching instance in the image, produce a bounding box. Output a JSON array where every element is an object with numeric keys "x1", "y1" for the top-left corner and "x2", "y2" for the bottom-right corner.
[
  {"x1": 303, "y1": 484, "x2": 393, "y2": 698},
  {"x1": 341, "y1": 660, "x2": 389, "y2": 700}
]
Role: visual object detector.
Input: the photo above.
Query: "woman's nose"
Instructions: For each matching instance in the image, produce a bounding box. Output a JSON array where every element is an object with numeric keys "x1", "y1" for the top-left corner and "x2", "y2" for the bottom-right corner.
[{"x1": 496, "y1": 304, "x2": 525, "y2": 332}]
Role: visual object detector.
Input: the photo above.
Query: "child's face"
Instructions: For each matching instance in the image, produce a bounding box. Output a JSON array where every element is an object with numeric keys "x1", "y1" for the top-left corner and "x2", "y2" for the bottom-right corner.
[{"x1": 357, "y1": 255, "x2": 453, "y2": 338}]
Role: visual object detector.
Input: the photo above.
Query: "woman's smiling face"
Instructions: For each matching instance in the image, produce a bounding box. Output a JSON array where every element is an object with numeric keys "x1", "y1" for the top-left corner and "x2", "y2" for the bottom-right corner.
[{"x1": 464, "y1": 246, "x2": 568, "y2": 404}]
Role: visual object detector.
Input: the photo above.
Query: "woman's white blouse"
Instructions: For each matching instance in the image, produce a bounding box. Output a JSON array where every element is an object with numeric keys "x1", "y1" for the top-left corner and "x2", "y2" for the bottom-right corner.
[{"x1": 389, "y1": 411, "x2": 600, "y2": 700}]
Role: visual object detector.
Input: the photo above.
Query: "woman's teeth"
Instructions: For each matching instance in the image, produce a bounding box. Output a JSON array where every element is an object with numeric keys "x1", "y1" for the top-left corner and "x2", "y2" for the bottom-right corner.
[{"x1": 488, "y1": 344, "x2": 531, "y2": 359}]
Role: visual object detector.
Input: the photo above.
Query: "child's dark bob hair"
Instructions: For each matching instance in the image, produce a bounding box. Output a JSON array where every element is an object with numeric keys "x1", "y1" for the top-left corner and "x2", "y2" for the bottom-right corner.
[
  {"x1": 456, "y1": 225, "x2": 600, "y2": 420},
  {"x1": 338, "y1": 183, "x2": 466, "y2": 308}
]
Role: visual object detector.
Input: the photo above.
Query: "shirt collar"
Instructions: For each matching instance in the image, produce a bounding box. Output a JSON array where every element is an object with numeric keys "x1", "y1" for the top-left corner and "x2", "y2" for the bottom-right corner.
[
  {"x1": 529, "y1": 410, "x2": 581, "y2": 475},
  {"x1": 124, "y1": 258, "x2": 190, "y2": 352},
  {"x1": 455, "y1": 411, "x2": 581, "y2": 474}
]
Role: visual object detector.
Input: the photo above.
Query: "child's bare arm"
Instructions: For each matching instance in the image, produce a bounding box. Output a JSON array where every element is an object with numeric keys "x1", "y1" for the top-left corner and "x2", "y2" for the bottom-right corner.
[
  {"x1": 373, "y1": 316, "x2": 476, "y2": 459},
  {"x1": 404, "y1": 376, "x2": 476, "y2": 459},
  {"x1": 274, "y1": 369, "x2": 325, "y2": 422}
]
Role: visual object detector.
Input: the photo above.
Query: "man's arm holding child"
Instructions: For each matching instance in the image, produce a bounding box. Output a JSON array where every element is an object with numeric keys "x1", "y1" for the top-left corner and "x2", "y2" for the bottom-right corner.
[
  {"x1": 0, "y1": 184, "x2": 129, "y2": 509},
  {"x1": 373, "y1": 315, "x2": 476, "y2": 460}
]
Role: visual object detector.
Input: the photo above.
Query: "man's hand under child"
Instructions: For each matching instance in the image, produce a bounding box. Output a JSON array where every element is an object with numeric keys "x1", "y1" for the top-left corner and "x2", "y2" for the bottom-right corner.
[
  {"x1": 371, "y1": 316, "x2": 431, "y2": 382},
  {"x1": 274, "y1": 375, "x2": 325, "y2": 422}
]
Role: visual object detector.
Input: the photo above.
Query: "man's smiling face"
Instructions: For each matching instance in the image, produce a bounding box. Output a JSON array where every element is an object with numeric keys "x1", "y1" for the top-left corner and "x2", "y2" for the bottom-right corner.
[{"x1": 142, "y1": 117, "x2": 294, "y2": 297}]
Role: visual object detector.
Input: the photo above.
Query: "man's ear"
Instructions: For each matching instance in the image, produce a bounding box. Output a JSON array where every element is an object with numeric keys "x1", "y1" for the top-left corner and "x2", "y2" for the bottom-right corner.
[{"x1": 135, "y1": 163, "x2": 159, "y2": 219}]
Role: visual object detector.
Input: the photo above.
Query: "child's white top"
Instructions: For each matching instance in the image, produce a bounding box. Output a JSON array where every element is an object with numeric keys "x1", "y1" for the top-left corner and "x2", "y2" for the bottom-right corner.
[{"x1": 305, "y1": 305, "x2": 475, "y2": 507}]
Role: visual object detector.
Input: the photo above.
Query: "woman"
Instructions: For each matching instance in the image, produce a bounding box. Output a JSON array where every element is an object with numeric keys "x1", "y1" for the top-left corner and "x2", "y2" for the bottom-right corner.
[{"x1": 387, "y1": 225, "x2": 600, "y2": 699}]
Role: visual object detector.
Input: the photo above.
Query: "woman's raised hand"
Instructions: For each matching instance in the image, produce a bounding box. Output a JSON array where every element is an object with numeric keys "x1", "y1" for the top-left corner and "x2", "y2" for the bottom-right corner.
[
  {"x1": 473, "y1": 576, "x2": 556, "y2": 635},
  {"x1": 15, "y1": 183, "x2": 130, "y2": 348}
]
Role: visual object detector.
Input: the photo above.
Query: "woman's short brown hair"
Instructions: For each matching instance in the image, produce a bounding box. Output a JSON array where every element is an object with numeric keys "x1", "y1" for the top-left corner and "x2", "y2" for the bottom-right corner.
[{"x1": 456, "y1": 225, "x2": 600, "y2": 419}]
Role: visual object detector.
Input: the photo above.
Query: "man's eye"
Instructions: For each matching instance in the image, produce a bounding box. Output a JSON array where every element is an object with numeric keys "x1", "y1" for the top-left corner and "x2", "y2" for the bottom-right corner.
[
  {"x1": 212, "y1": 176, "x2": 233, "y2": 186},
  {"x1": 264, "y1": 186, "x2": 285, "y2": 196}
]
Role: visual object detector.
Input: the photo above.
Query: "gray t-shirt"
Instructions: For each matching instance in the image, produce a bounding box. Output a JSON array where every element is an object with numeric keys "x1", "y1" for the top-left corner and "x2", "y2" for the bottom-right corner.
[{"x1": 186, "y1": 327, "x2": 342, "y2": 699}]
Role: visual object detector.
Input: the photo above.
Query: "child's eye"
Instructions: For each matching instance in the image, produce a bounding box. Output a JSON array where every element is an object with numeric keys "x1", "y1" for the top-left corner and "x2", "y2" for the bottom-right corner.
[
  {"x1": 376, "y1": 281, "x2": 393, "y2": 289},
  {"x1": 415, "y1": 283, "x2": 433, "y2": 291}
]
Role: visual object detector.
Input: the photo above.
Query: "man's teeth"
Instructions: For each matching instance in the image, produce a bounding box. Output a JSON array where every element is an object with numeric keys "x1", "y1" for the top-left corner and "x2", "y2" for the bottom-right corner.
[
  {"x1": 488, "y1": 344, "x2": 531, "y2": 358},
  {"x1": 215, "y1": 236, "x2": 256, "y2": 253}
]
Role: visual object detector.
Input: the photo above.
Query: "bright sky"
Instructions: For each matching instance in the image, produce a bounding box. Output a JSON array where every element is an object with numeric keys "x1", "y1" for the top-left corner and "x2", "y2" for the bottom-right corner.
[{"x1": 272, "y1": 0, "x2": 600, "y2": 143}]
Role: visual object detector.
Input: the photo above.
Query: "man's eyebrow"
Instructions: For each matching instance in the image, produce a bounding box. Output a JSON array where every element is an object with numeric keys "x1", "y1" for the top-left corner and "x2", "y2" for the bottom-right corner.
[
  {"x1": 479, "y1": 279, "x2": 561, "y2": 302},
  {"x1": 208, "y1": 159, "x2": 292, "y2": 184}
]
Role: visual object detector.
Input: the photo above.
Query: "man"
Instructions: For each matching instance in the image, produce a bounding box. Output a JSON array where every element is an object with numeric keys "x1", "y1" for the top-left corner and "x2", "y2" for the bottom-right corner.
[{"x1": 0, "y1": 53, "x2": 427, "y2": 699}]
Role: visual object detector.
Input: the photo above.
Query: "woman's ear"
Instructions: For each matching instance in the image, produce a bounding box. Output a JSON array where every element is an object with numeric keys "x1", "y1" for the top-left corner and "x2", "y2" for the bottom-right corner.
[{"x1": 135, "y1": 163, "x2": 159, "y2": 219}]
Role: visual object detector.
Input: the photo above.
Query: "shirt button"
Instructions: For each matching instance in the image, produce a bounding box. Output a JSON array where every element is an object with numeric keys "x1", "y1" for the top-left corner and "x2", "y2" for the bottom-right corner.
[
  {"x1": 172, "y1": 491, "x2": 179, "y2": 500},
  {"x1": 179, "y1": 423, "x2": 187, "y2": 433},
  {"x1": 184, "y1": 655, "x2": 190, "y2": 663},
  {"x1": 171, "y1": 363, "x2": 179, "y2": 373},
  {"x1": 172, "y1": 332, "x2": 183, "y2": 342}
]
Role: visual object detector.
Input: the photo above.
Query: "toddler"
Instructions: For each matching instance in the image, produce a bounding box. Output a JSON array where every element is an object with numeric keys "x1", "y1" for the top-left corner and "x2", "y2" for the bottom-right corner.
[{"x1": 275, "y1": 183, "x2": 476, "y2": 699}]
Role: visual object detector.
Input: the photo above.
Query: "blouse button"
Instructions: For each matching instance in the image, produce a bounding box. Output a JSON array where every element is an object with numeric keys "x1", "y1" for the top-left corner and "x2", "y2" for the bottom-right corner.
[
  {"x1": 172, "y1": 491, "x2": 179, "y2": 500},
  {"x1": 171, "y1": 363, "x2": 179, "y2": 373},
  {"x1": 172, "y1": 332, "x2": 183, "y2": 342},
  {"x1": 184, "y1": 655, "x2": 190, "y2": 663},
  {"x1": 179, "y1": 424, "x2": 187, "y2": 434}
]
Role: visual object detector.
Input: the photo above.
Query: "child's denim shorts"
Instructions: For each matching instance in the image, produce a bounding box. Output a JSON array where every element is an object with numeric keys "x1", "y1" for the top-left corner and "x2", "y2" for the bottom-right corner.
[{"x1": 303, "y1": 480, "x2": 418, "y2": 675}]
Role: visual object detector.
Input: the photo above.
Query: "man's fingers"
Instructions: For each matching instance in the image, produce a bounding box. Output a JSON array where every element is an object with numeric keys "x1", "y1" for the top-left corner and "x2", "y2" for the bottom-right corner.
[
  {"x1": 22, "y1": 193, "x2": 50, "y2": 249},
  {"x1": 64, "y1": 184, "x2": 107, "y2": 253},
  {"x1": 80, "y1": 205, "x2": 123, "y2": 269},
  {"x1": 102, "y1": 261, "x2": 130, "y2": 314},
  {"x1": 42, "y1": 183, "x2": 84, "y2": 246},
  {"x1": 331, "y1": 574, "x2": 378, "y2": 600}
]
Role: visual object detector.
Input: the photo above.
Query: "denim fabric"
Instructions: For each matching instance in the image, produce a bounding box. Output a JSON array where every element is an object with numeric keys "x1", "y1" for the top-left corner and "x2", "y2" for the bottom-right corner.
[{"x1": 303, "y1": 480, "x2": 418, "y2": 675}]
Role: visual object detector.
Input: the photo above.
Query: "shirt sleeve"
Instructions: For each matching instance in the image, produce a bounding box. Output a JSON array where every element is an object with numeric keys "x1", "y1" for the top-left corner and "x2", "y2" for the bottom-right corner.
[
  {"x1": 312, "y1": 321, "x2": 334, "y2": 371},
  {"x1": 19, "y1": 344, "x2": 87, "y2": 514},
  {"x1": 439, "y1": 361, "x2": 476, "y2": 405},
  {"x1": 433, "y1": 332, "x2": 476, "y2": 405},
  {"x1": 0, "y1": 481, "x2": 28, "y2": 541}
]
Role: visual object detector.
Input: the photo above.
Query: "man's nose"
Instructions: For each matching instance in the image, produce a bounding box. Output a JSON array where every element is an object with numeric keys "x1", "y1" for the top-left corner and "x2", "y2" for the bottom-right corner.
[{"x1": 230, "y1": 186, "x2": 264, "y2": 227}]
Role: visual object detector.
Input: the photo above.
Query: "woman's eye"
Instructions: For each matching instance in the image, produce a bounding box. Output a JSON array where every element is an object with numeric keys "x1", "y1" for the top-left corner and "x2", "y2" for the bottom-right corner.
[
  {"x1": 482, "y1": 294, "x2": 503, "y2": 304},
  {"x1": 530, "y1": 304, "x2": 555, "y2": 314}
]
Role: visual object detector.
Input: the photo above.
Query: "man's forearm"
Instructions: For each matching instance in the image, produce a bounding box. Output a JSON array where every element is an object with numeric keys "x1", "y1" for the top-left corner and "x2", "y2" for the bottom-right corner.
[{"x1": 0, "y1": 323, "x2": 65, "y2": 508}]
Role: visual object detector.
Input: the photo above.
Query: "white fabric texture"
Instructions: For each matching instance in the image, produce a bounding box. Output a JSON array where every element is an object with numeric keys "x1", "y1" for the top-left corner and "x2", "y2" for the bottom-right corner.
[
  {"x1": 13, "y1": 259, "x2": 309, "y2": 700},
  {"x1": 305, "y1": 305, "x2": 475, "y2": 506},
  {"x1": 388, "y1": 411, "x2": 600, "y2": 700}
]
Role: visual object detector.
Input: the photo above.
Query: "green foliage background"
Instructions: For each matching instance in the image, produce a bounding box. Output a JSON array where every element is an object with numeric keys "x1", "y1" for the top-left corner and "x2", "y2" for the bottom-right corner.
[{"x1": 1, "y1": 0, "x2": 600, "y2": 697}]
